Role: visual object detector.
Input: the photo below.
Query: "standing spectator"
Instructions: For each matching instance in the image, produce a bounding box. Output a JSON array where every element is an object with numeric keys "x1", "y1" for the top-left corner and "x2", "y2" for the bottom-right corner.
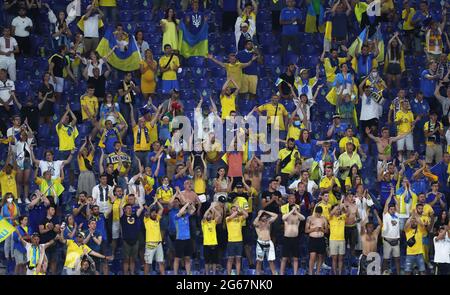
[
  {"x1": 11, "y1": 7, "x2": 32, "y2": 56},
  {"x1": 425, "y1": 17, "x2": 446, "y2": 62},
  {"x1": 120, "y1": 202, "x2": 144, "y2": 275},
  {"x1": 401, "y1": 0, "x2": 416, "y2": 54},
  {"x1": 160, "y1": 8, "x2": 179, "y2": 52},
  {"x1": 135, "y1": 30, "x2": 149, "y2": 59},
  {"x1": 0, "y1": 69, "x2": 15, "y2": 134},
  {"x1": 0, "y1": 27, "x2": 19, "y2": 81},
  {"x1": 159, "y1": 44, "x2": 180, "y2": 95},
  {"x1": 117, "y1": 71, "x2": 139, "y2": 129},
  {"x1": 143, "y1": 200, "x2": 165, "y2": 275},
  {"x1": 280, "y1": 0, "x2": 301, "y2": 66},
  {"x1": 236, "y1": 40, "x2": 261, "y2": 100},
  {"x1": 207, "y1": 52, "x2": 256, "y2": 90},
  {"x1": 433, "y1": 225, "x2": 450, "y2": 275},
  {"x1": 234, "y1": 19, "x2": 256, "y2": 51},
  {"x1": 384, "y1": 33, "x2": 405, "y2": 89},
  {"x1": 358, "y1": 75, "x2": 384, "y2": 143},
  {"x1": 77, "y1": 138, "x2": 96, "y2": 195},
  {"x1": 13, "y1": 215, "x2": 31, "y2": 275},
  {"x1": 330, "y1": 0, "x2": 352, "y2": 46},
  {"x1": 38, "y1": 205, "x2": 60, "y2": 275},
  {"x1": 256, "y1": 94, "x2": 288, "y2": 139},
  {"x1": 278, "y1": 62, "x2": 297, "y2": 99},
  {"x1": 99, "y1": 0, "x2": 117, "y2": 23},
  {"x1": 80, "y1": 85, "x2": 99, "y2": 123},
  {"x1": 140, "y1": 49, "x2": 157, "y2": 102},
  {"x1": 329, "y1": 204, "x2": 347, "y2": 275},
  {"x1": 79, "y1": 4, "x2": 104, "y2": 56},
  {"x1": 395, "y1": 99, "x2": 417, "y2": 162},
  {"x1": 423, "y1": 111, "x2": 444, "y2": 165},
  {"x1": 45, "y1": 3, "x2": 74, "y2": 50},
  {"x1": 421, "y1": 61, "x2": 441, "y2": 115},
  {"x1": 37, "y1": 72, "x2": 55, "y2": 125},
  {"x1": 220, "y1": 0, "x2": 238, "y2": 32},
  {"x1": 226, "y1": 205, "x2": 248, "y2": 275},
  {"x1": 382, "y1": 192, "x2": 401, "y2": 275},
  {"x1": 173, "y1": 201, "x2": 196, "y2": 275},
  {"x1": 48, "y1": 45, "x2": 76, "y2": 103},
  {"x1": 404, "y1": 212, "x2": 426, "y2": 275}
]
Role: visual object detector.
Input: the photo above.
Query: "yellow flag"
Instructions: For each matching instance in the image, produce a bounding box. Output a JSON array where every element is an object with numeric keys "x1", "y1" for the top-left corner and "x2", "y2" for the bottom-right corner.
[{"x1": 0, "y1": 217, "x2": 16, "y2": 243}]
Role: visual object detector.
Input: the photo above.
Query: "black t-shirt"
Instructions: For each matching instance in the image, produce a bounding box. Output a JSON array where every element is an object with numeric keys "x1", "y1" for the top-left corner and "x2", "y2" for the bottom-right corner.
[
  {"x1": 88, "y1": 75, "x2": 106, "y2": 98},
  {"x1": 120, "y1": 213, "x2": 140, "y2": 244},
  {"x1": 39, "y1": 215, "x2": 59, "y2": 244},
  {"x1": 261, "y1": 190, "x2": 282, "y2": 214},
  {"x1": 117, "y1": 79, "x2": 136, "y2": 104},
  {"x1": 106, "y1": 170, "x2": 119, "y2": 187},
  {"x1": 279, "y1": 72, "x2": 296, "y2": 96},
  {"x1": 20, "y1": 105, "x2": 39, "y2": 132},
  {"x1": 38, "y1": 83, "x2": 54, "y2": 101},
  {"x1": 50, "y1": 54, "x2": 66, "y2": 78}
]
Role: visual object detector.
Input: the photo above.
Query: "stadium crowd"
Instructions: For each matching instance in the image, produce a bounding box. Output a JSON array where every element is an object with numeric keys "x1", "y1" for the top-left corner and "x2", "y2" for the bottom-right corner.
[{"x1": 0, "y1": 0, "x2": 449, "y2": 276}]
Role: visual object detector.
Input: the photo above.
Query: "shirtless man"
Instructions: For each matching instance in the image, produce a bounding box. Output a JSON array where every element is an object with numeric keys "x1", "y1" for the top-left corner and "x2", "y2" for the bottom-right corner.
[
  {"x1": 305, "y1": 206, "x2": 328, "y2": 275},
  {"x1": 358, "y1": 209, "x2": 382, "y2": 275},
  {"x1": 280, "y1": 206, "x2": 305, "y2": 275},
  {"x1": 253, "y1": 210, "x2": 278, "y2": 275},
  {"x1": 366, "y1": 126, "x2": 410, "y2": 174},
  {"x1": 343, "y1": 193, "x2": 360, "y2": 259}
]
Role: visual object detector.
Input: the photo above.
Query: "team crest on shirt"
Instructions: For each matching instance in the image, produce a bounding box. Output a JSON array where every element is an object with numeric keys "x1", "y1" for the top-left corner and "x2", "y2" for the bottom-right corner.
[{"x1": 127, "y1": 217, "x2": 135, "y2": 224}]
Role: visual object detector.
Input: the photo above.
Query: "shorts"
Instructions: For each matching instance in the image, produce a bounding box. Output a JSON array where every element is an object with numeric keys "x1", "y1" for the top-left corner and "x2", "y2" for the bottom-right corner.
[
  {"x1": 405, "y1": 254, "x2": 426, "y2": 273},
  {"x1": 282, "y1": 236, "x2": 299, "y2": 258},
  {"x1": 382, "y1": 238, "x2": 400, "y2": 259},
  {"x1": 160, "y1": 214, "x2": 169, "y2": 232},
  {"x1": 425, "y1": 144, "x2": 443, "y2": 164},
  {"x1": 329, "y1": 240, "x2": 345, "y2": 256},
  {"x1": 175, "y1": 239, "x2": 193, "y2": 258},
  {"x1": 18, "y1": 159, "x2": 32, "y2": 170},
  {"x1": 13, "y1": 249, "x2": 27, "y2": 264},
  {"x1": 112, "y1": 221, "x2": 120, "y2": 239},
  {"x1": 227, "y1": 242, "x2": 243, "y2": 258},
  {"x1": 308, "y1": 236, "x2": 326, "y2": 254},
  {"x1": 216, "y1": 224, "x2": 228, "y2": 251},
  {"x1": 242, "y1": 225, "x2": 253, "y2": 246},
  {"x1": 203, "y1": 245, "x2": 219, "y2": 264},
  {"x1": 161, "y1": 80, "x2": 180, "y2": 94},
  {"x1": 45, "y1": 244, "x2": 58, "y2": 262},
  {"x1": 256, "y1": 239, "x2": 276, "y2": 262},
  {"x1": 144, "y1": 242, "x2": 164, "y2": 264},
  {"x1": 49, "y1": 76, "x2": 64, "y2": 93},
  {"x1": 239, "y1": 74, "x2": 257, "y2": 94},
  {"x1": 344, "y1": 225, "x2": 358, "y2": 250},
  {"x1": 387, "y1": 63, "x2": 401, "y2": 75},
  {"x1": 122, "y1": 240, "x2": 139, "y2": 259},
  {"x1": 396, "y1": 133, "x2": 414, "y2": 151},
  {"x1": 357, "y1": 254, "x2": 369, "y2": 275}
]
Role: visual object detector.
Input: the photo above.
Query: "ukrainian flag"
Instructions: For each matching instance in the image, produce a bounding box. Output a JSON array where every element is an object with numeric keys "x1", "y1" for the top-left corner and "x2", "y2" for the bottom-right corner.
[
  {"x1": 96, "y1": 27, "x2": 141, "y2": 71},
  {"x1": 323, "y1": 19, "x2": 332, "y2": 52},
  {"x1": 0, "y1": 216, "x2": 16, "y2": 243},
  {"x1": 178, "y1": 20, "x2": 208, "y2": 59},
  {"x1": 348, "y1": 27, "x2": 368, "y2": 58}
]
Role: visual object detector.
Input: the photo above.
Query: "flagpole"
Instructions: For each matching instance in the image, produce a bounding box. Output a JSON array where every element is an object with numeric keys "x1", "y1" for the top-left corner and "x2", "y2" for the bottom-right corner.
[{"x1": 132, "y1": 35, "x2": 143, "y2": 61}]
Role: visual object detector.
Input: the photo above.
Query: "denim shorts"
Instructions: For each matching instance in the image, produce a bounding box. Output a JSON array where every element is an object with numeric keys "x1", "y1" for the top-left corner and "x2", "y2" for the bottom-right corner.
[
  {"x1": 227, "y1": 242, "x2": 243, "y2": 258},
  {"x1": 405, "y1": 254, "x2": 426, "y2": 272}
]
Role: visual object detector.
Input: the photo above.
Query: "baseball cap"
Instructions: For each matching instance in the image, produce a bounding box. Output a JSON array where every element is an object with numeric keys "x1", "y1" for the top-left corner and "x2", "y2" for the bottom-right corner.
[
  {"x1": 332, "y1": 113, "x2": 341, "y2": 119},
  {"x1": 235, "y1": 182, "x2": 244, "y2": 188},
  {"x1": 240, "y1": 22, "x2": 249, "y2": 28},
  {"x1": 77, "y1": 231, "x2": 86, "y2": 239}
]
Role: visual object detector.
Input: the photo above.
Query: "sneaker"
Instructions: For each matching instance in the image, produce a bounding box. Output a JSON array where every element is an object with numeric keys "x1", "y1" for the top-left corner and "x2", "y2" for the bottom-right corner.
[
  {"x1": 321, "y1": 263, "x2": 331, "y2": 270},
  {"x1": 427, "y1": 263, "x2": 434, "y2": 270},
  {"x1": 382, "y1": 270, "x2": 391, "y2": 275},
  {"x1": 69, "y1": 186, "x2": 76, "y2": 193},
  {"x1": 17, "y1": 198, "x2": 22, "y2": 204},
  {"x1": 25, "y1": 197, "x2": 31, "y2": 205}
]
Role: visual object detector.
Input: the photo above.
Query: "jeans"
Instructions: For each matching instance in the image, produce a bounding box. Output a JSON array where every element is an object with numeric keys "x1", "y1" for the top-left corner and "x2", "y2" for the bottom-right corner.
[
  {"x1": 405, "y1": 254, "x2": 426, "y2": 273},
  {"x1": 281, "y1": 34, "x2": 300, "y2": 66}
]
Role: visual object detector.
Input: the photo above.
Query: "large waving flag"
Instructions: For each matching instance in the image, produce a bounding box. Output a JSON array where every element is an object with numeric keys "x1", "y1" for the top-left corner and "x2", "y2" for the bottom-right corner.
[
  {"x1": 372, "y1": 25, "x2": 385, "y2": 65},
  {"x1": 96, "y1": 27, "x2": 141, "y2": 71},
  {"x1": 0, "y1": 216, "x2": 16, "y2": 243},
  {"x1": 348, "y1": 27, "x2": 368, "y2": 58},
  {"x1": 323, "y1": 20, "x2": 332, "y2": 52},
  {"x1": 178, "y1": 20, "x2": 209, "y2": 58}
]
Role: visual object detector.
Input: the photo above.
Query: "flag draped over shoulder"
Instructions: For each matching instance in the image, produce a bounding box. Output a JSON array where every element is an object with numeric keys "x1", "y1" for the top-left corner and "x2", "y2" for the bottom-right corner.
[
  {"x1": 178, "y1": 20, "x2": 208, "y2": 58},
  {"x1": 0, "y1": 216, "x2": 16, "y2": 243},
  {"x1": 96, "y1": 27, "x2": 141, "y2": 71}
]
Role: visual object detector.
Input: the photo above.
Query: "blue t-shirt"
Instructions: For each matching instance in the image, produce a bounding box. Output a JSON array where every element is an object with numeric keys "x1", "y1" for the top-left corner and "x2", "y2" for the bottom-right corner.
[
  {"x1": 103, "y1": 128, "x2": 121, "y2": 154},
  {"x1": 185, "y1": 10, "x2": 205, "y2": 34},
  {"x1": 168, "y1": 208, "x2": 179, "y2": 235},
  {"x1": 280, "y1": 7, "x2": 301, "y2": 35},
  {"x1": 13, "y1": 226, "x2": 31, "y2": 254},
  {"x1": 410, "y1": 99, "x2": 430, "y2": 121},
  {"x1": 357, "y1": 54, "x2": 374, "y2": 77},
  {"x1": 120, "y1": 213, "x2": 141, "y2": 242},
  {"x1": 425, "y1": 192, "x2": 446, "y2": 217},
  {"x1": 158, "y1": 124, "x2": 171, "y2": 143},
  {"x1": 379, "y1": 180, "x2": 396, "y2": 207},
  {"x1": 411, "y1": 177, "x2": 429, "y2": 196},
  {"x1": 236, "y1": 50, "x2": 258, "y2": 75},
  {"x1": 172, "y1": 175, "x2": 189, "y2": 191},
  {"x1": 175, "y1": 213, "x2": 191, "y2": 240},
  {"x1": 148, "y1": 151, "x2": 166, "y2": 177},
  {"x1": 430, "y1": 161, "x2": 450, "y2": 193},
  {"x1": 28, "y1": 204, "x2": 48, "y2": 233},
  {"x1": 420, "y1": 70, "x2": 437, "y2": 97},
  {"x1": 295, "y1": 139, "x2": 317, "y2": 159},
  {"x1": 92, "y1": 214, "x2": 107, "y2": 243},
  {"x1": 328, "y1": 122, "x2": 349, "y2": 141},
  {"x1": 84, "y1": 230, "x2": 102, "y2": 252}
]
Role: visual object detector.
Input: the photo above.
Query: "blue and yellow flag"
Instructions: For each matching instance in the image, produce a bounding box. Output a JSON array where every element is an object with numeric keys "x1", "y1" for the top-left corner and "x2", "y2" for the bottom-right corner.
[
  {"x1": 348, "y1": 27, "x2": 368, "y2": 58},
  {"x1": 96, "y1": 27, "x2": 141, "y2": 71},
  {"x1": 178, "y1": 20, "x2": 208, "y2": 58},
  {"x1": 0, "y1": 216, "x2": 16, "y2": 243}
]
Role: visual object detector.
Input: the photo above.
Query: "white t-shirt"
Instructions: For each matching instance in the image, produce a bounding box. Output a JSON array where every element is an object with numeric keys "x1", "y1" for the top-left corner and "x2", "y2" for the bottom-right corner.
[
  {"x1": 0, "y1": 37, "x2": 18, "y2": 57},
  {"x1": 82, "y1": 58, "x2": 104, "y2": 77},
  {"x1": 433, "y1": 234, "x2": 450, "y2": 264},
  {"x1": 0, "y1": 79, "x2": 15, "y2": 105},
  {"x1": 83, "y1": 15, "x2": 100, "y2": 38},
  {"x1": 360, "y1": 93, "x2": 383, "y2": 121},
  {"x1": 39, "y1": 160, "x2": 64, "y2": 179},
  {"x1": 288, "y1": 179, "x2": 318, "y2": 194},
  {"x1": 12, "y1": 16, "x2": 33, "y2": 37},
  {"x1": 7, "y1": 126, "x2": 21, "y2": 153},
  {"x1": 382, "y1": 212, "x2": 400, "y2": 239}
]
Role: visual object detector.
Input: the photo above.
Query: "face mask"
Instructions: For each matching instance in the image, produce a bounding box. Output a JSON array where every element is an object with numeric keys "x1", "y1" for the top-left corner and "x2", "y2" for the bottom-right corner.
[
  {"x1": 293, "y1": 121, "x2": 301, "y2": 127},
  {"x1": 7, "y1": 198, "x2": 13, "y2": 203},
  {"x1": 163, "y1": 184, "x2": 168, "y2": 189}
]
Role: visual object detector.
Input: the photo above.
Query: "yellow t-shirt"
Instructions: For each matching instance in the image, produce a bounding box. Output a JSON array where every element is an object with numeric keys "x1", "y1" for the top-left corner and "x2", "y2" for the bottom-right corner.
[
  {"x1": 56, "y1": 124, "x2": 78, "y2": 151},
  {"x1": 405, "y1": 226, "x2": 423, "y2": 255},
  {"x1": 225, "y1": 63, "x2": 243, "y2": 84},
  {"x1": 402, "y1": 8, "x2": 416, "y2": 31},
  {"x1": 220, "y1": 93, "x2": 236, "y2": 119},
  {"x1": 278, "y1": 148, "x2": 300, "y2": 174},
  {"x1": 110, "y1": 198, "x2": 121, "y2": 222},
  {"x1": 202, "y1": 219, "x2": 218, "y2": 246},
  {"x1": 329, "y1": 213, "x2": 346, "y2": 241},
  {"x1": 77, "y1": 153, "x2": 94, "y2": 172},
  {"x1": 159, "y1": 54, "x2": 180, "y2": 81},
  {"x1": 339, "y1": 136, "x2": 360, "y2": 152},
  {"x1": 80, "y1": 95, "x2": 98, "y2": 121},
  {"x1": 144, "y1": 215, "x2": 162, "y2": 243},
  {"x1": 194, "y1": 177, "x2": 206, "y2": 194},
  {"x1": 227, "y1": 196, "x2": 250, "y2": 225},
  {"x1": 64, "y1": 240, "x2": 91, "y2": 268},
  {"x1": 99, "y1": 0, "x2": 116, "y2": 6},
  {"x1": 287, "y1": 124, "x2": 302, "y2": 141},
  {"x1": 395, "y1": 110, "x2": 414, "y2": 135},
  {"x1": 0, "y1": 170, "x2": 18, "y2": 199},
  {"x1": 315, "y1": 202, "x2": 332, "y2": 221},
  {"x1": 423, "y1": 121, "x2": 443, "y2": 146},
  {"x1": 133, "y1": 122, "x2": 155, "y2": 152},
  {"x1": 418, "y1": 214, "x2": 431, "y2": 237},
  {"x1": 319, "y1": 176, "x2": 341, "y2": 206},
  {"x1": 226, "y1": 216, "x2": 244, "y2": 242},
  {"x1": 257, "y1": 103, "x2": 288, "y2": 130},
  {"x1": 156, "y1": 186, "x2": 174, "y2": 203}
]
